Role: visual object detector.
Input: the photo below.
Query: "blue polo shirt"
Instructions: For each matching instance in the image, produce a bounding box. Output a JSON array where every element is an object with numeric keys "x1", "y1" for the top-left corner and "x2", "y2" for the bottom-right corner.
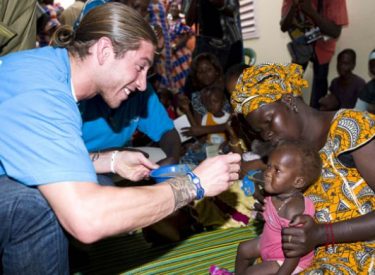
[
  {"x1": 80, "y1": 83, "x2": 174, "y2": 152},
  {"x1": 0, "y1": 47, "x2": 97, "y2": 186}
]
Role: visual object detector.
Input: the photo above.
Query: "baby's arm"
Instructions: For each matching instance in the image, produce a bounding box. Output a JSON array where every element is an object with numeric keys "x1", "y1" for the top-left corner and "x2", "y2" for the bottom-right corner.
[
  {"x1": 277, "y1": 257, "x2": 300, "y2": 275},
  {"x1": 277, "y1": 196, "x2": 305, "y2": 274}
]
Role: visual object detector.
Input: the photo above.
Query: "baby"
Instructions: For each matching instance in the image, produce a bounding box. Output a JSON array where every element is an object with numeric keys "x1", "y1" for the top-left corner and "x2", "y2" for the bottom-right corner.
[{"x1": 235, "y1": 140, "x2": 322, "y2": 275}]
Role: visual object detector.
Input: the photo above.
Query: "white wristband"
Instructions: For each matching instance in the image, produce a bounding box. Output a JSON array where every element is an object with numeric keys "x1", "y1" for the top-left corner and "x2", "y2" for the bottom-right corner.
[{"x1": 110, "y1": 150, "x2": 119, "y2": 174}]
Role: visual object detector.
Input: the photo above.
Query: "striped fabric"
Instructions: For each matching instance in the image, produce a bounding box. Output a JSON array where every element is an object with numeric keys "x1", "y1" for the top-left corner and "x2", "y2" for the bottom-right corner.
[{"x1": 74, "y1": 225, "x2": 257, "y2": 274}]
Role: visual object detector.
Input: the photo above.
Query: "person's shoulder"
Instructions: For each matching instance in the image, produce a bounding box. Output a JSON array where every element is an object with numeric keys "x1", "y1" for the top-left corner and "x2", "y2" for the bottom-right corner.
[
  {"x1": 352, "y1": 74, "x2": 366, "y2": 84},
  {"x1": 330, "y1": 109, "x2": 375, "y2": 144}
]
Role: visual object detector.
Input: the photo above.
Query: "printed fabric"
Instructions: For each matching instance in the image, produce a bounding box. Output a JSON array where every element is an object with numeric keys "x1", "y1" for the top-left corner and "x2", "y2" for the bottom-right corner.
[{"x1": 303, "y1": 109, "x2": 375, "y2": 274}]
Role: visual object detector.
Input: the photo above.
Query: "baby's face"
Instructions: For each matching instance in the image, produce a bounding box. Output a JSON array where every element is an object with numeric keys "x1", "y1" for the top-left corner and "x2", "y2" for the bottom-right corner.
[{"x1": 263, "y1": 147, "x2": 302, "y2": 195}]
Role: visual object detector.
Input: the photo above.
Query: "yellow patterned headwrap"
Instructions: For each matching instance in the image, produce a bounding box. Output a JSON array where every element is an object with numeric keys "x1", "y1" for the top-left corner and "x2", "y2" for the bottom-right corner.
[{"x1": 231, "y1": 63, "x2": 308, "y2": 116}]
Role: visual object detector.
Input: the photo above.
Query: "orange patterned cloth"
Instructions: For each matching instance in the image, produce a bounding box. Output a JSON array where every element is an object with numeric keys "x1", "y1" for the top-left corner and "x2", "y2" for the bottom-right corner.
[
  {"x1": 303, "y1": 109, "x2": 375, "y2": 274},
  {"x1": 231, "y1": 63, "x2": 307, "y2": 116}
]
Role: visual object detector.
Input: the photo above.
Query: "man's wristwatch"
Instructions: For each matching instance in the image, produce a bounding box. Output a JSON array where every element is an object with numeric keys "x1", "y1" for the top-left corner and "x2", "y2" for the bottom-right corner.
[{"x1": 187, "y1": 171, "x2": 205, "y2": 200}]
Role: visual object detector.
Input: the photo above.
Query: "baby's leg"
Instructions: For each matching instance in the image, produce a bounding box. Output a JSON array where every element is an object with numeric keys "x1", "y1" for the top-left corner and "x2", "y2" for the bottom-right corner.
[
  {"x1": 235, "y1": 237, "x2": 260, "y2": 274},
  {"x1": 244, "y1": 261, "x2": 280, "y2": 275}
]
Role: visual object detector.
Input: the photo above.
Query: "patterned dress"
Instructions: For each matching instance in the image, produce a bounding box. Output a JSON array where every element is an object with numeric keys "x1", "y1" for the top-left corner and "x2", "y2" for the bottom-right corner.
[
  {"x1": 148, "y1": 1, "x2": 173, "y2": 90},
  {"x1": 168, "y1": 17, "x2": 194, "y2": 92},
  {"x1": 303, "y1": 109, "x2": 375, "y2": 274}
]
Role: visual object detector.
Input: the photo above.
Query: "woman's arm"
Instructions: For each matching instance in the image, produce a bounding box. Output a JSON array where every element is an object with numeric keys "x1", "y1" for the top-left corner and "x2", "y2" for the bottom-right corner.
[
  {"x1": 282, "y1": 139, "x2": 375, "y2": 257},
  {"x1": 280, "y1": 0, "x2": 299, "y2": 32},
  {"x1": 299, "y1": 0, "x2": 342, "y2": 38}
]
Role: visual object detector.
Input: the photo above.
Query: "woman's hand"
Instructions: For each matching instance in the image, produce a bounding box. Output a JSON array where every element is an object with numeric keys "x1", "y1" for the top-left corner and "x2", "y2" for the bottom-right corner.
[{"x1": 281, "y1": 214, "x2": 324, "y2": 257}]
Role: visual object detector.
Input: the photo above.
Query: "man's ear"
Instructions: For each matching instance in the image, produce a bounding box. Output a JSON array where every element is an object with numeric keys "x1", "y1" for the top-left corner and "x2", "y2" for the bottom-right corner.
[
  {"x1": 293, "y1": 176, "x2": 305, "y2": 189},
  {"x1": 96, "y1": 37, "x2": 113, "y2": 65}
]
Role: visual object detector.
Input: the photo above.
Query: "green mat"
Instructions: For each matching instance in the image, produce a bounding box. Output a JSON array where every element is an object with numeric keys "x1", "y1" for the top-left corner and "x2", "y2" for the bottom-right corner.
[{"x1": 73, "y1": 226, "x2": 257, "y2": 275}]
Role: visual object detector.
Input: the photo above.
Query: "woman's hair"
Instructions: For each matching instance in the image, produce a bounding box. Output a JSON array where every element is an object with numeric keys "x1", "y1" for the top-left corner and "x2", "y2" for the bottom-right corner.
[
  {"x1": 51, "y1": 3, "x2": 157, "y2": 59},
  {"x1": 190, "y1": 52, "x2": 223, "y2": 90},
  {"x1": 231, "y1": 63, "x2": 308, "y2": 116},
  {"x1": 276, "y1": 140, "x2": 322, "y2": 189}
]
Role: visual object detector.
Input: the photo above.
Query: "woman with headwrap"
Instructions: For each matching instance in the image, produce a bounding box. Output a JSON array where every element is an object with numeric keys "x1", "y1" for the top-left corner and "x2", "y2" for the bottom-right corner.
[{"x1": 231, "y1": 63, "x2": 375, "y2": 274}]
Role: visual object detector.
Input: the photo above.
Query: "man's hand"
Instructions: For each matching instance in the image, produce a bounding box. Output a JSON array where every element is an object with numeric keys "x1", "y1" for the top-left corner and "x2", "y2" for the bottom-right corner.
[
  {"x1": 114, "y1": 151, "x2": 159, "y2": 181},
  {"x1": 193, "y1": 153, "x2": 241, "y2": 197}
]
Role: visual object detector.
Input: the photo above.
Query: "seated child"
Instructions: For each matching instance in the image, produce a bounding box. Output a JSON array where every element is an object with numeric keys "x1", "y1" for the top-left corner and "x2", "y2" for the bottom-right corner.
[
  {"x1": 201, "y1": 85, "x2": 231, "y2": 145},
  {"x1": 235, "y1": 140, "x2": 322, "y2": 275},
  {"x1": 319, "y1": 49, "x2": 365, "y2": 110},
  {"x1": 158, "y1": 88, "x2": 177, "y2": 119},
  {"x1": 355, "y1": 48, "x2": 375, "y2": 114},
  {"x1": 179, "y1": 84, "x2": 230, "y2": 164}
]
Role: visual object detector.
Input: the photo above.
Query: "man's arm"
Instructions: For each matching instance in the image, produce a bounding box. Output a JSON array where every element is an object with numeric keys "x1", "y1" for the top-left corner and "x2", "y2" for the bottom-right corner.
[{"x1": 38, "y1": 153, "x2": 241, "y2": 244}]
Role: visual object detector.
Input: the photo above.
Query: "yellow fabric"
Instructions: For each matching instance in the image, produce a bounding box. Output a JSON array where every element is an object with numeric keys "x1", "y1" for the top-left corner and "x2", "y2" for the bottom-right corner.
[
  {"x1": 230, "y1": 63, "x2": 308, "y2": 116},
  {"x1": 303, "y1": 109, "x2": 375, "y2": 274},
  {"x1": 194, "y1": 180, "x2": 255, "y2": 229}
]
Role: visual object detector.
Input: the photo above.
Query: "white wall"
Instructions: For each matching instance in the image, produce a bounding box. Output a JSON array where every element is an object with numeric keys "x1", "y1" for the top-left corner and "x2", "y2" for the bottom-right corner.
[{"x1": 244, "y1": 0, "x2": 375, "y2": 102}]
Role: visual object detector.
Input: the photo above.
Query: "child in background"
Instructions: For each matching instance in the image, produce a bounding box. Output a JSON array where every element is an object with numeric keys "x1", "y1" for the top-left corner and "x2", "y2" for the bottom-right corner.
[
  {"x1": 179, "y1": 85, "x2": 230, "y2": 164},
  {"x1": 235, "y1": 140, "x2": 322, "y2": 275},
  {"x1": 201, "y1": 85, "x2": 230, "y2": 145},
  {"x1": 355, "y1": 48, "x2": 375, "y2": 114},
  {"x1": 179, "y1": 53, "x2": 231, "y2": 125},
  {"x1": 319, "y1": 49, "x2": 365, "y2": 110},
  {"x1": 158, "y1": 88, "x2": 177, "y2": 119}
]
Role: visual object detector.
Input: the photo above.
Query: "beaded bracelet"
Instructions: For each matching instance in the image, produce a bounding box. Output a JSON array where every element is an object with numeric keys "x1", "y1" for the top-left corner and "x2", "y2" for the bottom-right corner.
[
  {"x1": 110, "y1": 150, "x2": 119, "y2": 174},
  {"x1": 324, "y1": 223, "x2": 335, "y2": 251}
]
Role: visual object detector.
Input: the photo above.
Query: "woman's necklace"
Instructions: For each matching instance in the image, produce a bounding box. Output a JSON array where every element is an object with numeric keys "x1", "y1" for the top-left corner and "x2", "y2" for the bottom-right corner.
[
  {"x1": 276, "y1": 197, "x2": 292, "y2": 212},
  {"x1": 275, "y1": 192, "x2": 302, "y2": 213}
]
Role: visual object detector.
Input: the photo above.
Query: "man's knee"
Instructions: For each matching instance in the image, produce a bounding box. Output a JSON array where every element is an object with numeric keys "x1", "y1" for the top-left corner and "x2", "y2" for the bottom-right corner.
[{"x1": 0, "y1": 180, "x2": 69, "y2": 274}]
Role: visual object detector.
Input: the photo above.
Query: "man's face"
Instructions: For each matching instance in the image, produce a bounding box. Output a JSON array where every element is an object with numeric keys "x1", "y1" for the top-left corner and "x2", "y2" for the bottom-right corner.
[{"x1": 99, "y1": 40, "x2": 155, "y2": 108}]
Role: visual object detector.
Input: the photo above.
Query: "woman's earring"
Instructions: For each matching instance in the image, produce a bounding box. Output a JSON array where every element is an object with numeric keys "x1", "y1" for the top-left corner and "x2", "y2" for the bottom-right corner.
[
  {"x1": 281, "y1": 95, "x2": 298, "y2": 112},
  {"x1": 292, "y1": 103, "x2": 298, "y2": 113}
]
